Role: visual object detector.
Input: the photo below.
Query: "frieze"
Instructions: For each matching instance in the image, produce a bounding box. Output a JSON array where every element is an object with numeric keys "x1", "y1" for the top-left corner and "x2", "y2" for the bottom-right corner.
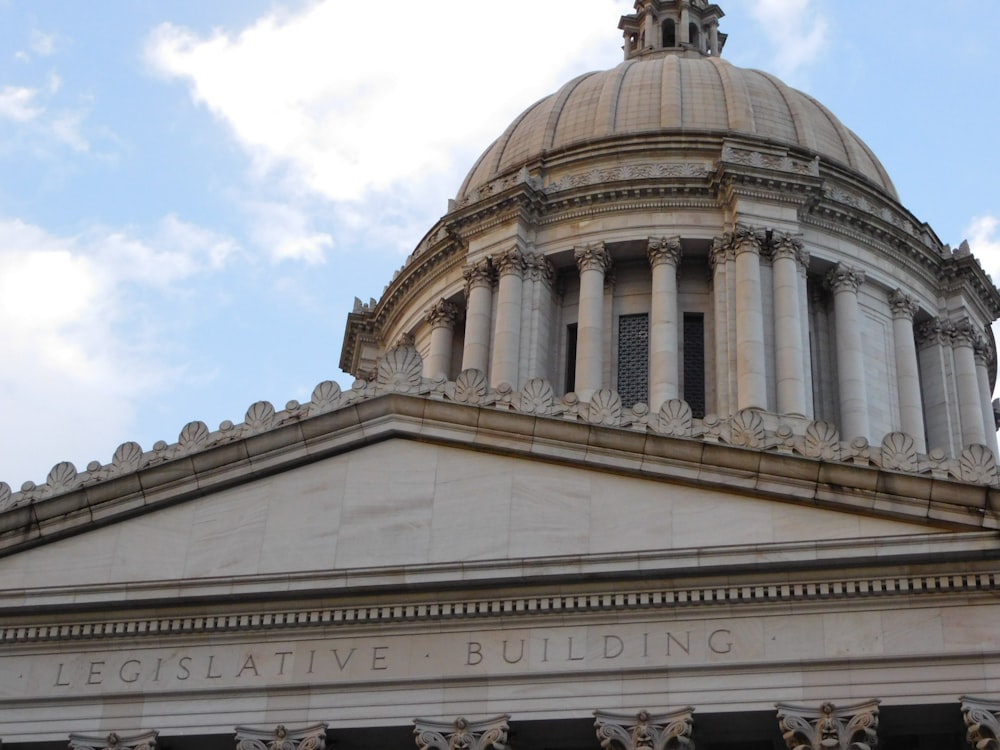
[
  {"x1": 546, "y1": 162, "x2": 712, "y2": 194},
  {"x1": 721, "y1": 145, "x2": 819, "y2": 177}
]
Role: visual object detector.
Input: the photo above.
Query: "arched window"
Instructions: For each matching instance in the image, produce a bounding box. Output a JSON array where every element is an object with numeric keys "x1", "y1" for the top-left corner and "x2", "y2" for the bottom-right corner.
[
  {"x1": 662, "y1": 20, "x2": 676, "y2": 48},
  {"x1": 689, "y1": 23, "x2": 700, "y2": 49}
]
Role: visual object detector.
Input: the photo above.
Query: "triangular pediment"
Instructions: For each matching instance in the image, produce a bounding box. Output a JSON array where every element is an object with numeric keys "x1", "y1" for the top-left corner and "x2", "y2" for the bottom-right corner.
[{"x1": 0, "y1": 436, "x2": 966, "y2": 595}]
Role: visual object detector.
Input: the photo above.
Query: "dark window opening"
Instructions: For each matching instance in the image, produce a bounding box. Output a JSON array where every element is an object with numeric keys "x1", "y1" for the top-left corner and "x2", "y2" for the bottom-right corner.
[
  {"x1": 617, "y1": 314, "x2": 649, "y2": 409},
  {"x1": 689, "y1": 22, "x2": 700, "y2": 49},
  {"x1": 662, "y1": 20, "x2": 676, "y2": 47},
  {"x1": 684, "y1": 313, "x2": 706, "y2": 418},
  {"x1": 565, "y1": 323, "x2": 578, "y2": 395}
]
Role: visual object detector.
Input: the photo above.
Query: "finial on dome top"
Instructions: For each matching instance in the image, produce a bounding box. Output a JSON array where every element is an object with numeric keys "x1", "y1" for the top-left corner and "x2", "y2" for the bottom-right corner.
[{"x1": 619, "y1": 0, "x2": 726, "y2": 60}]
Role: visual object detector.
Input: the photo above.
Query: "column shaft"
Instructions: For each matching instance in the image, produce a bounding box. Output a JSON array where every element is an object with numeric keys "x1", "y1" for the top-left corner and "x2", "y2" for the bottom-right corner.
[
  {"x1": 648, "y1": 237, "x2": 682, "y2": 412},
  {"x1": 772, "y1": 236, "x2": 807, "y2": 416},
  {"x1": 975, "y1": 345, "x2": 998, "y2": 454},
  {"x1": 733, "y1": 228, "x2": 767, "y2": 411},
  {"x1": 710, "y1": 238, "x2": 732, "y2": 415},
  {"x1": 574, "y1": 242, "x2": 611, "y2": 401},
  {"x1": 954, "y1": 320, "x2": 987, "y2": 447},
  {"x1": 490, "y1": 249, "x2": 524, "y2": 389},
  {"x1": 828, "y1": 264, "x2": 869, "y2": 440},
  {"x1": 424, "y1": 299, "x2": 458, "y2": 380},
  {"x1": 889, "y1": 290, "x2": 926, "y2": 451},
  {"x1": 461, "y1": 261, "x2": 493, "y2": 374}
]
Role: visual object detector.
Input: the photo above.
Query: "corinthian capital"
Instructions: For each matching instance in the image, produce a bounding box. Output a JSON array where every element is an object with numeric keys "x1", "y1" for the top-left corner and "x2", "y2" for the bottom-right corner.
[
  {"x1": 69, "y1": 733, "x2": 159, "y2": 750},
  {"x1": 916, "y1": 317, "x2": 955, "y2": 349},
  {"x1": 425, "y1": 298, "x2": 460, "y2": 328},
  {"x1": 776, "y1": 701, "x2": 879, "y2": 750},
  {"x1": 524, "y1": 251, "x2": 555, "y2": 284},
  {"x1": 951, "y1": 317, "x2": 978, "y2": 348},
  {"x1": 495, "y1": 247, "x2": 525, "y2": 277},
  {"x1": 888, "y1": 289, "x2": 918, "y2": 320},
  {"x1": 413, "y1": 716, "x2": 510, "y2": 750},
  {"x1": 962, "y1": 697, "x2": 1000, "y2": 750},
  {"x1": 647, "y1": 236, "x2": 682, "y2": 268},
  {"x1": 709, "y1": 235, "x2": 732, "y2": 270},
  {"x1": 235, "y1": 725, "x2": 328, "y2": 750},
  {"x1": 729, "y1": 224, "x2": 765, "y2": 257},
  {"x1": 463, "y1": 259, "x2": 494, "y2": 294},
  {"x1": 575, "y1": 241, "x2": 612, "y2": 274},
  {"x1": 771, "y1": 232, "x2": 807, "y2": 267},
  {"x1": 594, "y1": 708, "x2": 695, "y2": 750},
  {"x1": 825, "y1": 264, "x2": 865, "y2": 294}
]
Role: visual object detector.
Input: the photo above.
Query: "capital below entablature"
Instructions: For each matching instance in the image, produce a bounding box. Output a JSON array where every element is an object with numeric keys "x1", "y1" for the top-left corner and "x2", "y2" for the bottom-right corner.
[
  {"x1": 425, "y1": 298, "x2": 460, "y2": 329},
  {"x1": 235, "y1": 724, "x2": 328, "y2": 750},
  {"x1": 495, "y1": 247, "x2": 526, "y2": 277},
  {"x1": 413, "y1": 716, "x2": 510, "y2": 750},
  {"x1": 951, "y1": 317, "x2": 979, "y2": 348},
  {"x1": 776, "y1": 700, "x2": 880, "y2": 750},
  {"x1": 575, "y1": 241, "x2": 612, "y2": 274},
  {"x1": 888, "y1": 289, "x2": 918, "y2": 320},
  {"x1": 647, "y1": 236, "x2": 682, "y2": 268},
  {"x1": 523, "y1": 251, "x2": 555, "y2": 284},
  {"x1": 69, "y1": 732, "x2": 159, "y2": 750},
  {"x1": 770, "y1": 232, "x2": 807, "y2": 267},
  {"x1": 916, "y1": 317, "x2": 955, "y2": 349},
  {"x1": 962, "y1": 697, "x2": 1000, "y2": 750},
  {"x1": 594, "y1": 708, "x2": 695, "y2": 750},
  {"x1": 825, "y1": 263, "x2": 865, "y2": 294},
  {"x1": 463, "y1": 260, "x2": 495, "y2": 294},
  {"x1": 728, "y1": 224, "x2": 765, "y2": 257}
]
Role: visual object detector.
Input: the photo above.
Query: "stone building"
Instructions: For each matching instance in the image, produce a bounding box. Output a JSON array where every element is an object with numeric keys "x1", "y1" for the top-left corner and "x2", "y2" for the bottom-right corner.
[{"x1": 4, "y1": 2, "x2": 1000, "y2": 750}]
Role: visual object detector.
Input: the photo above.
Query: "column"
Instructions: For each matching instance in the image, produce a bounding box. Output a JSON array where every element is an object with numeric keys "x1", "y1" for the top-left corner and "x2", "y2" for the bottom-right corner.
[
  {"x1": 594, "y1": 708, "x2": 695, "y2": 750},
  {"x1": 708, "y1": 21, "x2": 720, "y2": 55},
  {"x1": 414, "y1": 716, "x2": 509, "y2": 750},
  {"x1": 423, "y1": 299, "x2": 459, "y2": 380},
  {"x1": 490, "y1": 247, "x2": 525, "y2": 389},
  {"x1": 574, "y1": 241, "x2": 612, "y2": 401},
  {"x1": 461, "y1": 260, "x2": 494, "y2": 374},
  {"x1": 962, "y1": 697, "x2": 1000, "y2": 750},
  {"x1": 523, "y1": 252, "x2": 555, "y2": 381},
  {"x1": 771, "y1": 233, "x2": 808, "y2": 417},
  {"x1": 888, "y1": 289, "x2": 926, "y2": 451},
  {"x1": 236, "y1": 724, "x2": 328, "y2": 750},
  {"x1": 776, "y1": 701, "x2": 879, "y2": 750},
  {"x1": 648, "y1": 236, "x2": 682, "y2": 412},
  {"x1": 797, "y1": 248, "x2": 814, "y2": 418},
  {"x1": 710, "y1": 236, "x2": 733, "y2": 415},
  {"x1": 953, "y1": 318, "x2": 988, "y2": 447},
  {"x1": 733, "y1": 226, "x2": 767, "y2": 411},
  {"x1": 917, "y1": 318, "x2": 960, "y2": 454},
  {"x1": 974, "y1": 338, "x2": 999, "y2": 454},
  {"x1": 826, "y1": 264, "x2": 869, "y2": 440},
  {"x1": 69, "y1": 732, "x2": 159, "y2": 750}
]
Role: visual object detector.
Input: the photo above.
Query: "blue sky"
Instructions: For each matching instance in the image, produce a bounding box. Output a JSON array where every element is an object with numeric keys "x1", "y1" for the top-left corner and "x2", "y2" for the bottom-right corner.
[{"x1": 0, "y1": 0, "x2": 998, "y2": 485}]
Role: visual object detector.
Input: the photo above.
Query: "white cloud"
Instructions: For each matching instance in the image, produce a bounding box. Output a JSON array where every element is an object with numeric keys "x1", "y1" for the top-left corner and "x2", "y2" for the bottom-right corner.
[
  {"x1": 967, "y1": 215, "x2": 1000, "y2": 281},
  {"x1": 29, "y1": 29, "x2": 56, "y2": 57},
  {"x1": 247, "y1": 201, "x2": 333, "y2": 265},
  {"x1": 144, "y1": 0, "x2": 625, "y2": 204},
  {"x1": 0, "y1": 85, "x2": 43, "y2": 121},
  {"x1": 747, "y1": 0, "x2": 828, "y2": 77},
  {"x1": 0, "y1": 215, "x2": 241, "y2": 484}
]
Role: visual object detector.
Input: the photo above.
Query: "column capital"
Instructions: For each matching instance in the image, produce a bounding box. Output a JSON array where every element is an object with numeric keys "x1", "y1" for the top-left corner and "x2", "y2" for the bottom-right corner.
[
  {"x1": 235, "y1": 725, "x2": 328, "y2": 750},
  {"x1": 413, "y1": 716, "x2": 510, "y2": 750},
  {"x1": 69, "y1": 732, "x2": 158, "y2": 750},
  {"x1": 975, "y1": 337, "x2": 994, "y2": 366},
  {"x1": 776, "y1": 701, "x2": 880, "y2": 750},
  {"x1": 575, "y1": 241, "x2": 612, "y2": 274},
  {"x1": 916, "y1": 317, "x2": 955, "y2": 349},
  {"x1": 962, "y1": 697, "x2": 1000, "y2": 750},
  {"x1": 709, "y1": 235, "x2": 732, "y2": 270},
  {"x1": 495, "y1": 247, "x2": 526, "y2": 277},
  {"x1": 888, "y1": 289, "x2": 918, "y2": 320},
  {"x1": 524, "y1": 251, "x2": 555, "y2": 284},
  {"x1": 771, "y1": 232, "x2": 807, "y2": 267},
  {"x1": 729, "y1": 224, "x2": 765, "y2": 257},
  {"x1": 951, "y1": 317, "x2": 979, "y2": 348},
  {"x1": 425, "y1": 298, "x2": 460, "y2": 329},
  {"x1": 594, "y1": 708, "x2": 695, "y2": 750},
  {"x1": 463, "y1": 260, "x2": 495, "y2": 294},
  {"x1": 825, "y1": 263, "x2": 865, "y2": 294},
  {"x1": 647, "y1": 236, "x2": 682, "y2": 268}
]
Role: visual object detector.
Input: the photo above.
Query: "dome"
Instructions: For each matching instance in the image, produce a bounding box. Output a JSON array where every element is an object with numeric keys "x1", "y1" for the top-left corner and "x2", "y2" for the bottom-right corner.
[{"x1": 457, "y1": 53, "x2": 897, "y2": 203}]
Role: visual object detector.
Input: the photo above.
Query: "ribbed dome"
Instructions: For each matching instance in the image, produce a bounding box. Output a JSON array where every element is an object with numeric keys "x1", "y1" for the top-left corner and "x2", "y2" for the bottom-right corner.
[{"x1": 457, "y1": 54, "x2": 897, "y2": 202}]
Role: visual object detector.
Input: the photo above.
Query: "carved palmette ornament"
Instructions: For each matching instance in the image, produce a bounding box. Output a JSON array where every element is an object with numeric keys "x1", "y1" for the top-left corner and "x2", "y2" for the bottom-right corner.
[
  {"x1": 594, "y1": 708, "x2": 695, "y2": 750},
  {"x1": 413, "y1": 716, "x2": 510, "y2": 750},
  {"x1": 234, "y1": 724, "x2": 328, "y2": 750},
  {"x1": 961, "y1": 697, "x2": 1000, "y2": 750},
  {"x1": 68, "y1": 731, "x2": 158, "y2": 750},
  {"x1": 376, "y1": 345, "x2": 424, "y2": 393},
  {"x1": 776, "y1": 701, "x2": 879, "y2": 750}
]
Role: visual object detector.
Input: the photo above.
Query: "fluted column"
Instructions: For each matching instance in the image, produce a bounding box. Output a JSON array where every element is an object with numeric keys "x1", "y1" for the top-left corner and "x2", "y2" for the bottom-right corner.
[
  {"x1": 490, "y1": 247, "x2": 525, "y2": 389},
  {"x1": 574, "y1": 242, "x2": 612, "y2": 400},
  {"x1": 954, "y1": 318, "x2": 988, "y2": 447},
  {"x1": 462, "y1": 260, "x2": 494, "y2": 374},
  {"x1": 424, "y1": 299, "x2": 459, "y2": 380},
  {"x1": 974, "y1": 338, "x2": 999, "y2": 454},
  {"x1": 648, "y1": 236, "x2": 682, "y2": 412},
  {"x1": 414, "y1": 716, "x2": 509, "y2": 750},
  {"x1": 889, "y1": 289, "x2": 926, "y2": 451},
  {"x1": 826, "y1": 264, "x2": 869, "y2": 440},
  {"x1": 236, "y1": 724, "x2": 328, "y2": 750},
  {"x1": 917, "y1": 318, "x2": 960, "y2": 454},
  {"x1": 523, "y1": 252, "x2": 556, "y2": 382},
  {"x1": 710, "y1": 237, "x2": 734, "y2": 415},
  {"x1": 594, "y1": 708, "x2": 694, "y2": 750},
  {"x1": 776, "y1": 701, "x2": 879, "y2": 750},
  {"x1": 772, "y1": 233, "x2": 808, "y2": 417},
  {"x1": 733, "y1": 226, "x2": 767, "y2": 411}
]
